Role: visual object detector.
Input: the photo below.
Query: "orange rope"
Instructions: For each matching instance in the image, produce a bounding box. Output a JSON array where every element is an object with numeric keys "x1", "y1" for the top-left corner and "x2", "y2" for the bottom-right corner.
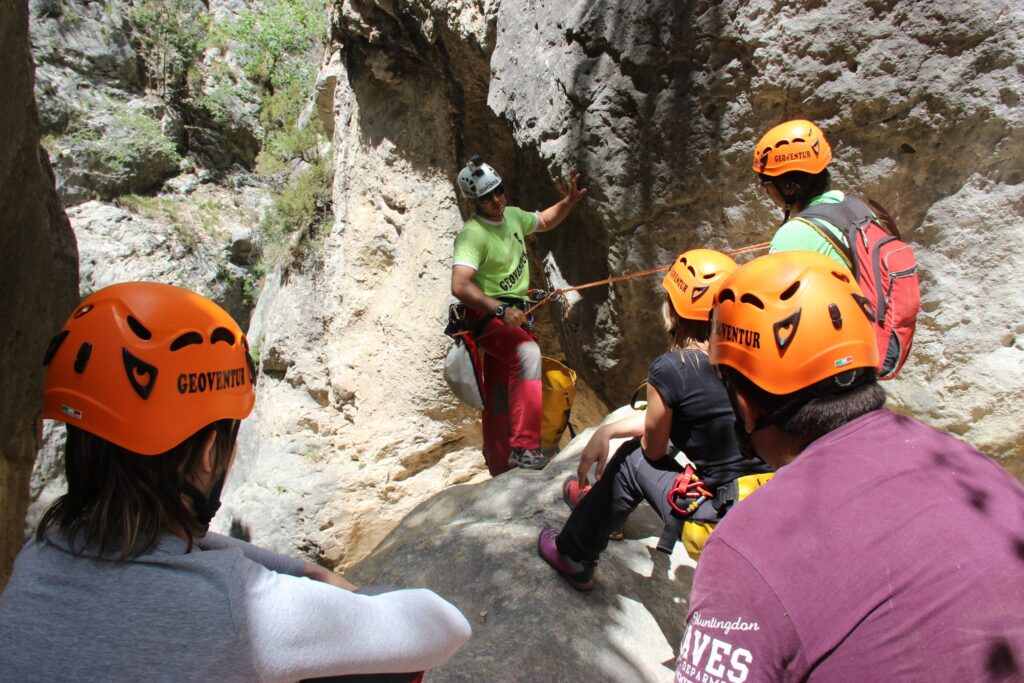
[{"x1": 524, "y1": 241, "x2": 771, "y2": 316}]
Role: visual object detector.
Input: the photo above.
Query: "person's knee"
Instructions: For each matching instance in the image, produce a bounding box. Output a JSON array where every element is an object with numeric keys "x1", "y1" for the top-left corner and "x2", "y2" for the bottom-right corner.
[{"x1": 514, "y1": 341, "x2": 541, "y2": 380}]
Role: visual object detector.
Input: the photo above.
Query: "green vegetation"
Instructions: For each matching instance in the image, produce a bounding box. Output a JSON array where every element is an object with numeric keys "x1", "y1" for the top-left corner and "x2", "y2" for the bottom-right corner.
[
  {"x1": 103, "y1": 0, "x2": 333, "y2": 293},
  {"x1": 129, "y1": 0, "x2": 209, "y2": 96},
  {"x1": 64, "y1": 104, "x2": 181, "y2": 181},
  {"x1": 210, "y1": 0, "x2": 324, "y2": 93},
  {"x1": 211, "y1": 0, "x2": 333, "y2": 272}
]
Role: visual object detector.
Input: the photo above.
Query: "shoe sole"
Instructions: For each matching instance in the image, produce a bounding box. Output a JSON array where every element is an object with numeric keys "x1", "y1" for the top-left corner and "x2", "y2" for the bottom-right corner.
[{"x1": 510, "y1": 457, "x2": 548, "y2": 470}]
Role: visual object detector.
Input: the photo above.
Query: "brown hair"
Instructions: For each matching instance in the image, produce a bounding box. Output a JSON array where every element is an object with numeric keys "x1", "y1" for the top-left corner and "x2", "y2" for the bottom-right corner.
[
  {"x1": 36, "y1": 419, "x2": 237, "y2": 560},
  {"x1": 721, "y1": 365, "x2": 886, "y2": 442},
  {"x1": 662, "y1": 295, "x2": 711, "y2": 356}
]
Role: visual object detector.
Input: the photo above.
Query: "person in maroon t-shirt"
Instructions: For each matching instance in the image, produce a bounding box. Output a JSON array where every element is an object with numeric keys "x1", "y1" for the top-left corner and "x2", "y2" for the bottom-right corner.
[{"x1": 677, "y1": 251, "x2": 1024, "y2": 682}]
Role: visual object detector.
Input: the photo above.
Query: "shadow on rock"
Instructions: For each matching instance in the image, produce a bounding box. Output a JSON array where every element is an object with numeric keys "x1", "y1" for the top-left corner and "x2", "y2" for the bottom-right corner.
[{"x1": 349, "y1": 437, "x2": 694, "y2": 682}]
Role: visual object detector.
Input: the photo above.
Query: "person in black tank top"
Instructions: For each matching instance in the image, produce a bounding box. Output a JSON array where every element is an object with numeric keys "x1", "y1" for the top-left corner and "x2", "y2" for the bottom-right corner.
[{"x1": 538, "y1": 250, "x2": 771, "y2": 590}]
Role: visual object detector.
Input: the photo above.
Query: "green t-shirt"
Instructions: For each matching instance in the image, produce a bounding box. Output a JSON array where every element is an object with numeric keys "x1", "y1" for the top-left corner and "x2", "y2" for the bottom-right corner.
[
  {"x1": 452, "y1": 206, "x2": 539, "y2": 299},
  {"x1": 768, "y1": 190, "x2": 850, "y2": 267}
]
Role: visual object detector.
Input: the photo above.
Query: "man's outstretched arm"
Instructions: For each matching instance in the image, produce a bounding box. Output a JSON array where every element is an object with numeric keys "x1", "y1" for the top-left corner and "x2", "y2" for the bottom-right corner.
[{"x1": 537, "y1": 170, "x2": 587, "y2": 233}]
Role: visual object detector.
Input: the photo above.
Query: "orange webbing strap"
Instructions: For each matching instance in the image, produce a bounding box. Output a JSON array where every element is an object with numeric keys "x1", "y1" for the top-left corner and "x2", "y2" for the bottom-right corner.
[{"x1": 524, "y1": 241, "x2": 771, "y2": 317}]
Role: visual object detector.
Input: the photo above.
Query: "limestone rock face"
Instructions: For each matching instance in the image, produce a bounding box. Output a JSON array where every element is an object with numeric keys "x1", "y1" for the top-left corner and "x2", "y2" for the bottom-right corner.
[
  {"x1": 47, "y1": 97, "x2": 184, "y2": 204},
  {"x1": 215, "y1": 48, "x2": 496, "y2": 564},
  {"x1": 480, "y1": 0, "x2": 1024, "y2": 469},
  {"x1": 220, "y1": 0, "x2": 1022, "y2": 576},
  {"x1": 29, "y1": 0, "x2": 264, "y2": 207},
  {"x1": 1, "y1": 0, "x2": 79, "y2": 588}
]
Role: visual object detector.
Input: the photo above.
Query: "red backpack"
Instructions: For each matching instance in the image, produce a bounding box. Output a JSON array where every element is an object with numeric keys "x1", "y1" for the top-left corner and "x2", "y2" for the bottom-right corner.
[{"x1": 795, "y1": 196, "x2": 920, "y2": 379}]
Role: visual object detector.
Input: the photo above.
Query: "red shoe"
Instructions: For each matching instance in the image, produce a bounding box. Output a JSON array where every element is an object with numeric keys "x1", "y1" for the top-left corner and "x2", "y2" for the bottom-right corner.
[{"x1": 562, "y1": 475, "x2": 591, "y2": 509}]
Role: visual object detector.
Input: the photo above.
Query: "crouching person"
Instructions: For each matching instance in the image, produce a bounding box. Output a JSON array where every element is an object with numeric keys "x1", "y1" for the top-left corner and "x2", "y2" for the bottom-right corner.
[
  {"x1": 0, "y1": 282, "x2": 471, "y2": 682},
  {"x1": 676, "y1": 252, "x2": 1024, "y2": 681},
  {"x1": 538, "y1": 250, "x2": 773, "y2": 590}
]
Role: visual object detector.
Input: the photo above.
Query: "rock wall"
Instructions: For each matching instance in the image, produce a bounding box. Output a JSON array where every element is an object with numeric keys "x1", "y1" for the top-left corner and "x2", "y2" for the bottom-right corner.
[
  {"x1": 225, "y1": 0, "x2": 1023, "y2": 569},
  {"x1": 0, "y1": 1, "x2": 78, "y2": 588}
]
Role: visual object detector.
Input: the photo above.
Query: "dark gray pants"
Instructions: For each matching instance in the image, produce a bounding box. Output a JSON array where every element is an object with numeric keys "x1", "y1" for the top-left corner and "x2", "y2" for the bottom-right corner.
[{"x1": 556, "y1": 437, "x2": 683, "y2": 563}]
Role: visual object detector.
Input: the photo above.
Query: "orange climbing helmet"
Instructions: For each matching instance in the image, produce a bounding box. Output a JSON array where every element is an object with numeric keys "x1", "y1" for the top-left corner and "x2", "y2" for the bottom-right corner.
[
  {"x1": 42, "y1": 282, "x2": 256, "y2": 455},
  {"x1": 752, "y1": 119, "x2": 833, "y2": 176},
  {"x1": 710, "y1": 251, "x2": 878, "y2": 395},
  {"x1": 663, "y1": 249, "x2": 738, "y2": 321}
]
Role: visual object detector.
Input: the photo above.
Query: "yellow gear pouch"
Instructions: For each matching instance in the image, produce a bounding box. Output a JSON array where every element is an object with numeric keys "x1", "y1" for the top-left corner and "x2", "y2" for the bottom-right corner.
[{"x1": 682, "y1": 472, "x2": 774, "y2": 560}]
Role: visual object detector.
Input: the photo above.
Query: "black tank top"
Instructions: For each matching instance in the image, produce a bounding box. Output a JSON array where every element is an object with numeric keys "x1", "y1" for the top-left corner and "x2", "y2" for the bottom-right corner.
[{"x1": 647, "y1": 349, "x2": 771, "y2": 489}]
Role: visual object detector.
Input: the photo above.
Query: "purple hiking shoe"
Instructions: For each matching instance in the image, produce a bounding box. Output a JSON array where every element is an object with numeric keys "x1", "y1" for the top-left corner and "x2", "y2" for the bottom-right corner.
[{"x1": 538, "y1": 528, "x2": 595, "y2": 591}]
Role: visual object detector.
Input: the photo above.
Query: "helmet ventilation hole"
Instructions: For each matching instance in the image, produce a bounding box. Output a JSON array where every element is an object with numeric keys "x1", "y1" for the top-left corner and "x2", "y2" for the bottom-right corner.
[
  {"x1": 691, "y1": 286, "x2": 708, "y2": 302},
  {"x1": 42, "y1": 330, "x2": 70, "y2": 366},
  {"x1": 740, "y1": 293, "x2": 765, "y2": 309},
  {"x1": 127, "y1": 316, "x2": 152, "y2": 340},
  {"x1": 245, "y1": 349, "x2": 257, "y2": 386},
  {"x1": 74, "y1": 343, "x2": 92, "y2": 373},
  {"x1": 831, "y1": 270, "x2": 851, "y2": 283},
  {"x1": 170, "y1": 332, "x2": 203, "y2": 351},
  {"x1": 719, "y1": 289, "x2": 736, "y2": 303},
  {"x1": 210, "y1": 327, "x2": 236, "y2": 345},
  {"x1": 780, "y1": 281, "x2": 800, "y2": 301}
]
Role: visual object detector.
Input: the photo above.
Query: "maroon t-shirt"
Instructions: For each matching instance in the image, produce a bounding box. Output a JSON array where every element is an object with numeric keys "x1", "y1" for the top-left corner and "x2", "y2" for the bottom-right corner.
[{"x1": 676, "y1": 409, "x2": 1024, "y2": 682}]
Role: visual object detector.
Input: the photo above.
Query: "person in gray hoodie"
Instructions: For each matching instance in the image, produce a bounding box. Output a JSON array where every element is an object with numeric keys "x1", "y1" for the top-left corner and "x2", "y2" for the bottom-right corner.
[{"x1": 0, "y1": 282, "x2": 471, "y2": 682}]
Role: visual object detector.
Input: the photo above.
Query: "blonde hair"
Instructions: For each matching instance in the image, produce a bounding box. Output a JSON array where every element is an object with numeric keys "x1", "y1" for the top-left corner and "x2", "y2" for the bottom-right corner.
[{"x1": 662, "y1": 295, "x2": 711, "y2": 355}]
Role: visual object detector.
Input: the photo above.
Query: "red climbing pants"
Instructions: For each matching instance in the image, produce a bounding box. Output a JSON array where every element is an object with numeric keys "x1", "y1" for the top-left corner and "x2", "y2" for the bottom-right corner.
[{"x1": 466, "y1": 310, "x2": 542, "y2": 476}]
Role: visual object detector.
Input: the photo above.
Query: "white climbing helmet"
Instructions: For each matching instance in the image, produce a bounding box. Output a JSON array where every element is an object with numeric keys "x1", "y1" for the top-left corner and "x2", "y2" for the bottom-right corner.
[{"x1": 457, "y1": 155, "x2": 502, "y2": 199}]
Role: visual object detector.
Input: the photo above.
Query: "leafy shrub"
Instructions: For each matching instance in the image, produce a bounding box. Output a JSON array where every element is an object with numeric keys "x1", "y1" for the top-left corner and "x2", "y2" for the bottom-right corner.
[
  {"x1": 65, "y1": 105, "x2": 181, "y2": 181},
  {"x1": 261, "y1": 155, "x2": 334, "y2": 264},
  {"x1": 129, "y1": 0, "x2": 210, "y2": 96},
  {"x1": 212, "y1": 0, "x2": 325, "y2": 93}
]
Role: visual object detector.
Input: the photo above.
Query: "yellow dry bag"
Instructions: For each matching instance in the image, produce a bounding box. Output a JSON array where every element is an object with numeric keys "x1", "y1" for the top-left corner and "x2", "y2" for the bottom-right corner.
[{"x1": 540, "y1": 357, "x2": 577, "y2": 450}]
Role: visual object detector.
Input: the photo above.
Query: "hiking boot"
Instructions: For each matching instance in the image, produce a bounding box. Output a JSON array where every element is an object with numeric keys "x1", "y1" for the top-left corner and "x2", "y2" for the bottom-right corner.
[
  {"x1": 509, "y1": 447, "x2": 548, "y2": 470},
  {"x1": 562, "y1": 475, "x2": 591, "y2": 510},
  {"x1": 537, "y1": 528, "x2": 595, "y2": 591}
]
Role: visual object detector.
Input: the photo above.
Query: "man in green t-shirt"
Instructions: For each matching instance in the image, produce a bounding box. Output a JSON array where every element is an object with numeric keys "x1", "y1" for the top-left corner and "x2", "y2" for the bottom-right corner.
[
  {"x1": 451, "y1": 156, "x2": 586, "y2": 475},
  {"x1": 752, "y1": 119, "x2": 851, "y2": 268}
]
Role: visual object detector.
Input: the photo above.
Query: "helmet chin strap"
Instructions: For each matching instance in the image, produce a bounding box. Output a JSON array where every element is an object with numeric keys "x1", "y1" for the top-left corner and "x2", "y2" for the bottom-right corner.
[
  {"x1": 731, "y1": 413, "x2": 777, "y2": 462},
  {"x1": 782, "y1": 202, "x2": 793, "y2": 224},
  {"x1": 725, "y1": 382, "x2": 801, "y2": 462},
  {"x1": 177, "y1": 475, "x2": 225, "y2": 527}
]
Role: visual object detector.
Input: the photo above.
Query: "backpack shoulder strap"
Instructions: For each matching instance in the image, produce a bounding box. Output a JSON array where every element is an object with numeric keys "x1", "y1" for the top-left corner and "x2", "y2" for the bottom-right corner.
[
  {"x1": 799, "y1": 195, "x2": 872, "y2": 229},
  {"x1": 791, "y1": 216, "x2": 853, "y2": 269}
]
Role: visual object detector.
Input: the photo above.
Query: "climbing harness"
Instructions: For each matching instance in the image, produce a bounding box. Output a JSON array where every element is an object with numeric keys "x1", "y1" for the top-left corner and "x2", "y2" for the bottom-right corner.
[
  {"x1": 666, "y1": 465, "x2": 714, "y2": 517},
  {"x1": 658, "y1": 469, "x2": 775, "y2": 558}
]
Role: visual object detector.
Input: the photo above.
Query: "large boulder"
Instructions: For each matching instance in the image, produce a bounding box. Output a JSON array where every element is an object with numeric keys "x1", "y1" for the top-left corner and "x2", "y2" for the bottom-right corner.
[
  {"x1": 348, "y1": 426, "x2": 696, "y2": 682},
  {"x1": 0, "y1": 0, "x2": 79, "y2": 589}
]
